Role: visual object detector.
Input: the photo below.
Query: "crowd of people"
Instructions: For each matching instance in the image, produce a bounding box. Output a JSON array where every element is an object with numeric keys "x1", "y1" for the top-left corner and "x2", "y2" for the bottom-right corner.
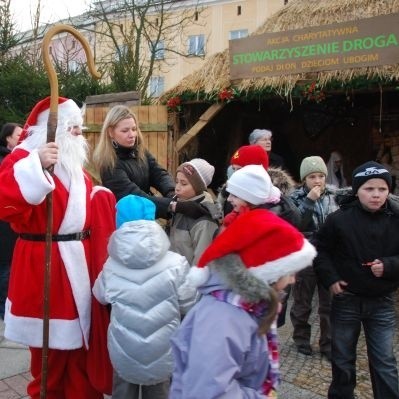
[{"x1": 0, "y1": 98, "x2": 399, "y2": 399}]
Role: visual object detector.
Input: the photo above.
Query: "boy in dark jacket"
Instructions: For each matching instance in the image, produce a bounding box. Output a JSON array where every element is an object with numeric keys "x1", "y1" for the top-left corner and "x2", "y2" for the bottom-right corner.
[{"x1": 314, "y1": 161, "x2": 399, "y2": 399}]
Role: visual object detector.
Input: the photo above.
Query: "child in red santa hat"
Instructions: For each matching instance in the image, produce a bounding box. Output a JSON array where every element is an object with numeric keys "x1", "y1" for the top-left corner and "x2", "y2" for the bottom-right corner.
[{"x1": 169, "y1": 164, "x2": 316, "y2": 399}]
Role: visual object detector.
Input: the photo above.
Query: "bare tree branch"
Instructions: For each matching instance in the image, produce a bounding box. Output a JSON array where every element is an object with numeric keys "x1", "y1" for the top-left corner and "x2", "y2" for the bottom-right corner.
[{"x1": 83, "y1": 0, "x2": 205, "y2": 101}]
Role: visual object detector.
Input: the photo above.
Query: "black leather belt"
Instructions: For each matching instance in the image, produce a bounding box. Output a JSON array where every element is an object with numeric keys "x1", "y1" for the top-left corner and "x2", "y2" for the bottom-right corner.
[{"x1": 19, "y1": 230, "x2": 90, "y2": 242}]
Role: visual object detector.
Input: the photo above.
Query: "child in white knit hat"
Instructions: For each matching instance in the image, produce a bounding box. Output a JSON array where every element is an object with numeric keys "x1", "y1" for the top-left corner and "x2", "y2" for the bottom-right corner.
[
  {"x1": 221, "y1": 160, "x2": 281, "y2": 231},
  {"x1": 168, "y1": 158, "x2": 221, "y2": 265},
  {"x1": 169, "y1": 164, "x2": 316, "y2": 398}
]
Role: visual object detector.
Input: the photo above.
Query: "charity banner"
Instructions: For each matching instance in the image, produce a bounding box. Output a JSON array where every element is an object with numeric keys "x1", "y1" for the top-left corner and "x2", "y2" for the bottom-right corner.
[{"x1": 229, "y1": 13, "x2": 399, "y2": 79}]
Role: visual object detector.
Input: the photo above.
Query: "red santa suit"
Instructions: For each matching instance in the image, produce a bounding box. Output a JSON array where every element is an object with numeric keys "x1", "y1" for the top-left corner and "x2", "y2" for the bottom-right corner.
[{"x1": 0, "y1": 97, "x2": 115, "y2": 398}]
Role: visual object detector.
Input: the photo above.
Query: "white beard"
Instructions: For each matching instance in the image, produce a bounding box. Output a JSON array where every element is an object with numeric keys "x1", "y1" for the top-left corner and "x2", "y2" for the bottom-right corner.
[
  {"x1": 17, "y1": 123, "x2": 88, "y2": 179},
  {"x1": 56, "y1": 131, "x2": 88, "y2": 178}
]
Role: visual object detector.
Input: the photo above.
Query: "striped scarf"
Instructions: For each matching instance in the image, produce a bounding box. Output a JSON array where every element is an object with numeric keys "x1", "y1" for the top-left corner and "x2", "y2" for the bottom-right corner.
[{"x1": 211, "y1": 290, "x2": 280, "y2": 398}]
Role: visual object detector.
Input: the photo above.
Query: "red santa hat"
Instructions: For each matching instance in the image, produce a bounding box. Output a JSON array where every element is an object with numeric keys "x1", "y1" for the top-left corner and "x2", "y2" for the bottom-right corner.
[
  {"x1": 230, "y1": 145, "x2": 269, "y2": 170},
  {"x1": 188, "y1": 208, "x2": 316, "y2": 288},
  {"x1": 19, "y1": 96, "x2": 83, "y2": 143}
]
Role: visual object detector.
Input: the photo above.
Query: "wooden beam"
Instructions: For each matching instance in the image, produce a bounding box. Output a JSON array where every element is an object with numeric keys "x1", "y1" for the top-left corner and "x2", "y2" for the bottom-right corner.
[
  {"x1": 85, "y1": 91, "x2": 140, "y2": 105},
  {"x1": 176, "y1": 103, "x2": 225, "y2": 151},
  {"x1": 84, "y1": 122, "x2": 167, "y2": 133}
]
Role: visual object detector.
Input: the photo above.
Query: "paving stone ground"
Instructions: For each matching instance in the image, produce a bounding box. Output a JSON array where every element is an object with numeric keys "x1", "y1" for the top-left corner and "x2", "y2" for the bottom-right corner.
[
  {"x1": 1, "y1": 292, "x2": 398, "y2": 398},
  {"x1": 277, "y1": 292, "x2": 399, "y2": 398}
]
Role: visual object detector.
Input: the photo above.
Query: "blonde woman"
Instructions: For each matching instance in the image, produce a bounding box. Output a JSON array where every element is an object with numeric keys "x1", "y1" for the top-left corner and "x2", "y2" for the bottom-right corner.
[{"x1": 93, "y1": 105, "x2": 175, "y2": 219}]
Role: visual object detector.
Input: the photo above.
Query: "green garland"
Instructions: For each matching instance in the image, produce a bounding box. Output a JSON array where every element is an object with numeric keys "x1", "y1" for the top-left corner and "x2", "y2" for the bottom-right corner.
[{"x1": 164, "y1": 75, "x2": 399, "y2": 109}]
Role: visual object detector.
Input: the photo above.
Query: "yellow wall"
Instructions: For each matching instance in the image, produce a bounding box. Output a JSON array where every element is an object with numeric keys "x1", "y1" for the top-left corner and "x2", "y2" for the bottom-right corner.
[
  {"x1": 94, "y1": 0, "x2": 286, "y2": 94},
  {"x1": 11, "y1": 0, "x2": 287, "y2": 95},
  {"x1": 164, "y1": 0, "x2": 285, "y2": 92}
]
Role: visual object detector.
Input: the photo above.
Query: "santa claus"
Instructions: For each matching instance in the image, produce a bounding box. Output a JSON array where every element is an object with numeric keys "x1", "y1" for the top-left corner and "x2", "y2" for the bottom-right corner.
[{"x1": 0, "y1": 97, "x2": 115, "y2": 398}]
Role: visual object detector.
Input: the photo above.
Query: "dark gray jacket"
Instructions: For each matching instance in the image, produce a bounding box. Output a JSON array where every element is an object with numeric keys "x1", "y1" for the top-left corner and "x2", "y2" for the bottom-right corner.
[{"x1": 169, "y1": 192, "x2": 220, "y2": 265}]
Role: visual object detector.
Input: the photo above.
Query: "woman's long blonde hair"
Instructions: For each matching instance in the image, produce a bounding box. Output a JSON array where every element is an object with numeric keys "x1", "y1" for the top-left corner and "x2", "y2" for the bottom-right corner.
[{"x1": 93, "y1": 105, "x2": 145, "y2": 173}]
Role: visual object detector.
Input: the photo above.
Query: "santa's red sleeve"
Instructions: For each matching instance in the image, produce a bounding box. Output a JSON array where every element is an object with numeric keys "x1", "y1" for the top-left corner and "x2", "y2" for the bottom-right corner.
[
  {"x1": 86, "y1": 185, "x2": 116, "y2": 395},
  {"x1": 0, "y1": 149, "x2": 55, "y2": 223}
]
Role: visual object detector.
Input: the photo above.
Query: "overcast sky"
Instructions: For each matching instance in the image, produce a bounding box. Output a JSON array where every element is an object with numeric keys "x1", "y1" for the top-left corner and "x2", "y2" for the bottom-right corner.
[{"x1": 10, "y1": 0, "x2": 91, "y2": 32}]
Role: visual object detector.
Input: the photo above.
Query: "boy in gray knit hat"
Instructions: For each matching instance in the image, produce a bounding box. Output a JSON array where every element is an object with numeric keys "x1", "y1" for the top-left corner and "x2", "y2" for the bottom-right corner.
[{"x1": 289, "y1": 155, "x2": 339, "y2": 360}]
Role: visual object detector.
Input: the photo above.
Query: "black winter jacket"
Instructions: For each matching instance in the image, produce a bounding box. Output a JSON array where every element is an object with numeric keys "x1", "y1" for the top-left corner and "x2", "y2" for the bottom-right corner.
[
  {"x1": 100, "y1": 146, "x2": 175, "y2": 219},
  {"x1": 314, "y1": 194, "x2": 399, "y2": 297}
]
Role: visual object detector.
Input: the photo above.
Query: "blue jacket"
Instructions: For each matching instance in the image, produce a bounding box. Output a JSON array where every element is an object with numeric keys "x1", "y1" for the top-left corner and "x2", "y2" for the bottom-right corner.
[{"x1": 290, "y1": 184, "x2": 339, "y2": 241}]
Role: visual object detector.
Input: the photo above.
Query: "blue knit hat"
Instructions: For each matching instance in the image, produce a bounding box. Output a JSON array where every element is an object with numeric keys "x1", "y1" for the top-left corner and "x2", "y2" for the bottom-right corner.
[{"x1": 116, "y1": 195, "x2": 156, "y2": 228}]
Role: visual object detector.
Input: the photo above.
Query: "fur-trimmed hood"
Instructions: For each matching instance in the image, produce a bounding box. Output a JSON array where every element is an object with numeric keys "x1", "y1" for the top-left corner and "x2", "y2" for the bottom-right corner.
[
  {"x1": 201, "y1": 254, "x2": 274, "y2": 303},
  {"x1": 333, "y1": 186, "x2": 355, "y2": 207},
  {"x1": 268, "y1": 167, "x2": 298, "y2": 195}
]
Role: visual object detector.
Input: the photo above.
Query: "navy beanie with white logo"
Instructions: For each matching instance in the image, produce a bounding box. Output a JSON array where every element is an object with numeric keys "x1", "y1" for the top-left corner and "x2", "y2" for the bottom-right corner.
[{"x1": 351, "y1": 161, "x2": 392, "y2": 194}]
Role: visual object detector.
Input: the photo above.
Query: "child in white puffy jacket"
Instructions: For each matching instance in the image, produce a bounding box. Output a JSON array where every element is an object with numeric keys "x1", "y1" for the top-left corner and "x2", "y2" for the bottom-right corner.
[{"x1": 93, "y1": 194, "x2": 197, "y2": 399}]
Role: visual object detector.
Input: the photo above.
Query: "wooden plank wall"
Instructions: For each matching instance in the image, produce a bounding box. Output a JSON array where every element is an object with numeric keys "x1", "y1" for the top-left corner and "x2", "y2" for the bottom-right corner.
[
  {"x1": 83, "y1": 103, "x2": 169, "y2": 183},
  {"x1": 135, "y1": 105, "x2": 169, "y2": 170}
]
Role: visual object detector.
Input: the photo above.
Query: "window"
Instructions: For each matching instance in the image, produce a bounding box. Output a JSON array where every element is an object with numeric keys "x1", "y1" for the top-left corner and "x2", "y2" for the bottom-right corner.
[
  {"x1": 68, "y1": 60, "x2": 79, "y2": 72},
  {"x1": 229, "y1": 29, "x2": 248, "y2": 40},
  {"x1": 115, "y1": 44, "x2": 127, "y2": 61},
  {"x1": 237, "y1": 5, "x2": 242, "y2": 15},
  {"x1": 187, "y1": 34, "x2": 205, "y2": 56},
  {"x1": 149, "y1": 76, "x2": 165, "y2": 97},
  {"x1": 151, "y1": 40, "x2": 164, "y2": 60}
]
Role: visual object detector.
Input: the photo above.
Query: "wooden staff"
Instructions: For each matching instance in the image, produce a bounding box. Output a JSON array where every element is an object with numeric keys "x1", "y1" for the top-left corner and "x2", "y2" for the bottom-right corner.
[{"x1": 40, "y1": 24, "x2": 100, "y2": 399}]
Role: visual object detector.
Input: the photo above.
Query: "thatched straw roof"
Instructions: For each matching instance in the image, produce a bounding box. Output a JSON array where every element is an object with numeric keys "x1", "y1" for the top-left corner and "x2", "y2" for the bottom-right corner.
[{"x1": 161, "y1": 0, "x2": 399, "y2": 101}]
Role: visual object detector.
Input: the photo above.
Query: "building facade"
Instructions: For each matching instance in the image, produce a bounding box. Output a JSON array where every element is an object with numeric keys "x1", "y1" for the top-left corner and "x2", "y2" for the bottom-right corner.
[{"x1": 10, "y1": 0, "x2": 289, "y2": 98}]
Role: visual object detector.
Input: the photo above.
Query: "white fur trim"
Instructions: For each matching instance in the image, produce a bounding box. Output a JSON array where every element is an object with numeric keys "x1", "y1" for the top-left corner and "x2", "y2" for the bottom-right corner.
[
  {"x1": 56, "y1": 167, "x2": 91, "y2": 347},
  {"x1": 13, "y1": 149, "x2": 55, "y2": 204},
  {"x1": 17, "y1": 132, "x2": 46, "y2": 153},
  {"x1": 187, "y1": 265, "x2": 210, "y2": 287},
  {"x1": 250, "y1": 239, "x2": 317, "y2": 283},
  {"x1": 37, "y1": 99, "x2": 82, "y2": 127},
  {"x1": 4, "y1": 299, "x2": 83, "y2": 349}
]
